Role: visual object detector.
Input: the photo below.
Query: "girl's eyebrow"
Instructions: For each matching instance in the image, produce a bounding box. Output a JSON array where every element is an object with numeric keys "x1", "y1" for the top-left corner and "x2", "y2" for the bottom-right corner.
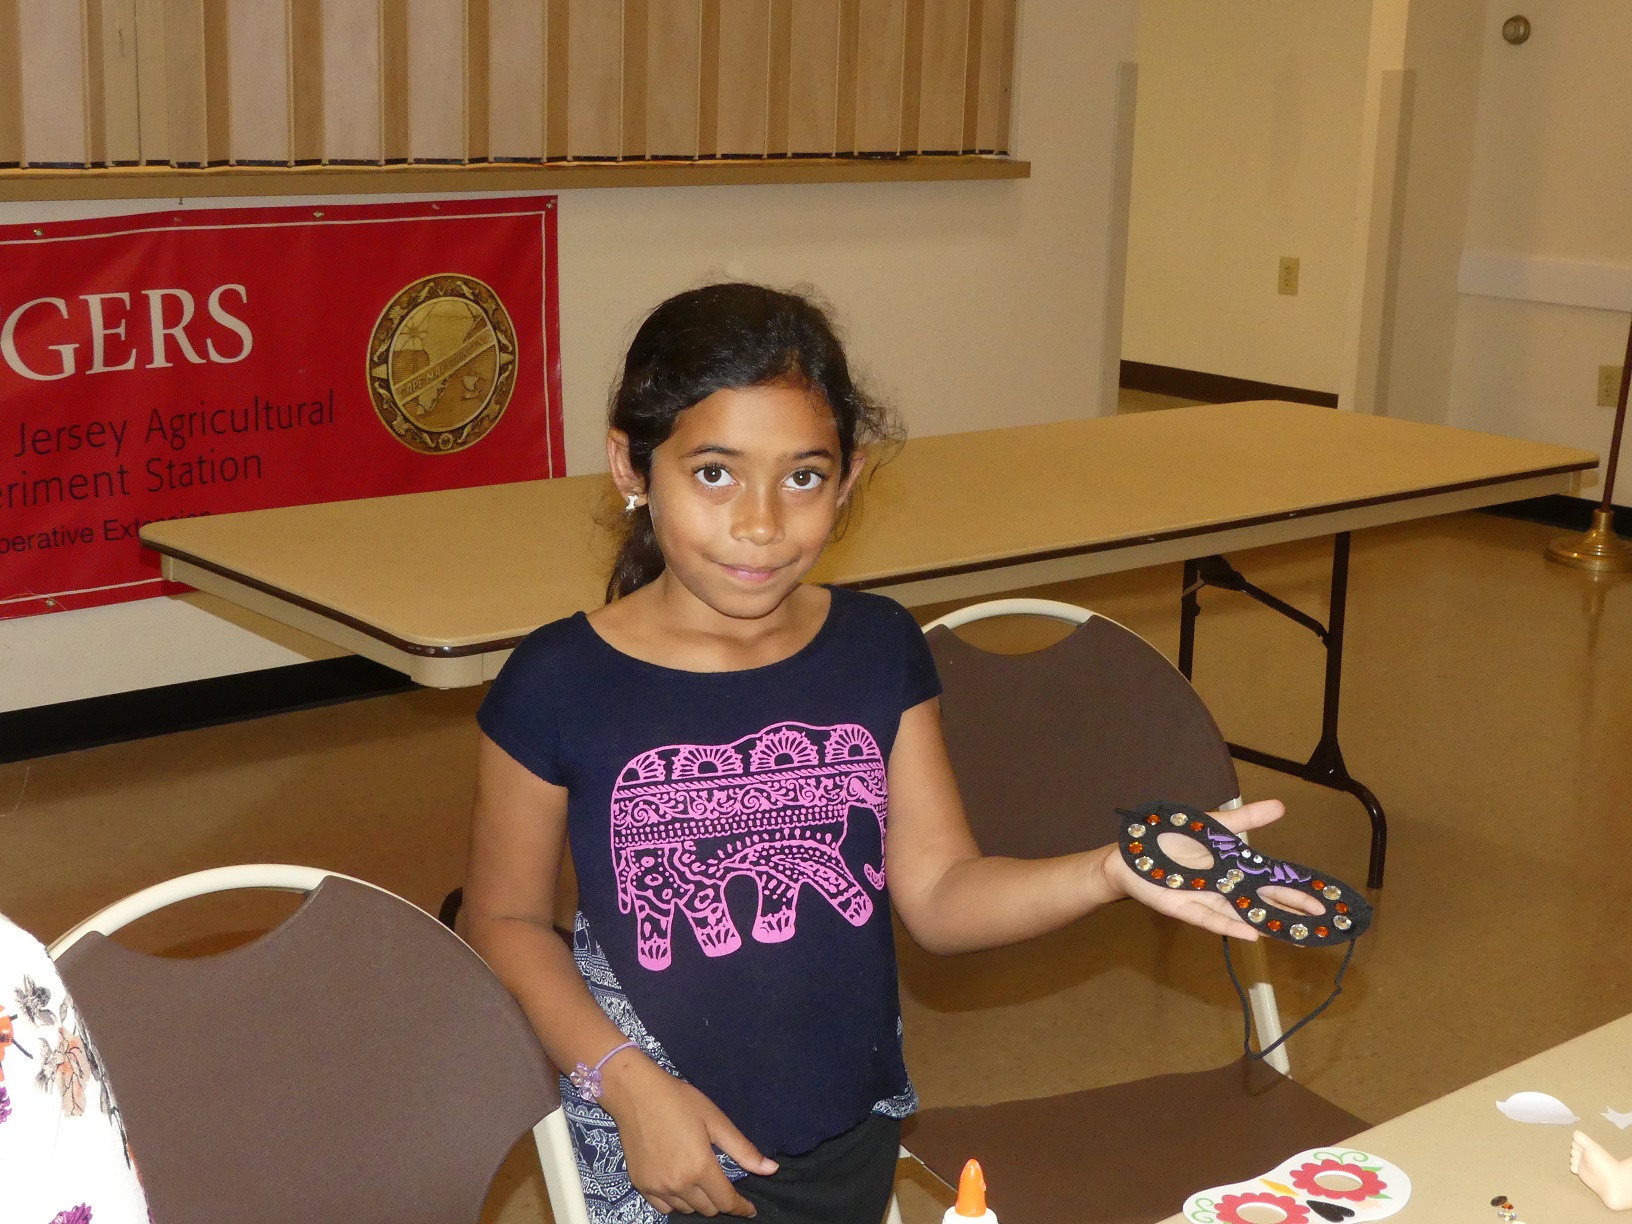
[{"x1": 677, "y1": 444, "x2": 837, "y2": 462}]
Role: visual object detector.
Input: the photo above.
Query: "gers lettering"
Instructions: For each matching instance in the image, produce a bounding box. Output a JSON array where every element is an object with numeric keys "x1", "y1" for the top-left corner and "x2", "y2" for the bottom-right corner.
[{"x1": 0, "y1": 285, "x2": 253, "y2": 382}]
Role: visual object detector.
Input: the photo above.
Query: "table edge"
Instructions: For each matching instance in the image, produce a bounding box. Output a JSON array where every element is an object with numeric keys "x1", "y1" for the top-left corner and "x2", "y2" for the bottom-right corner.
[
  {"x1": 148, "y1": 457, "x2": 1593, "y2": 657},
  {"x1": 840, "y1": 459, "x2": 1596, "y2": 588}
]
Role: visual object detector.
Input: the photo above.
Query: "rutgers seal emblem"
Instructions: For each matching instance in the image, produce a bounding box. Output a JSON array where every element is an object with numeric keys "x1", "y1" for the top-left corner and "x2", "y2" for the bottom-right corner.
[{"x1": 367, "y1": 274, "x2": 517, "y2": 453}]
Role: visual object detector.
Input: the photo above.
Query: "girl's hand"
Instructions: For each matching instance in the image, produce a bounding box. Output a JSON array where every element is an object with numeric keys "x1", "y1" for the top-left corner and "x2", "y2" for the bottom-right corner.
[
  {"x1": 600, "y1": 1052, "x2": 778, "y2": 1216},
  {"x1": 1099, "y1": 799, "x2": 1322, "y2": 938}
]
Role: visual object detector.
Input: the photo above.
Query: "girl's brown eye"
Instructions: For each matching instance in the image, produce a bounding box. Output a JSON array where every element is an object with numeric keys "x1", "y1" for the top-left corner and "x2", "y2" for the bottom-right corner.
[{"x1": 695, "y1": 464, "x2": 733, "y2": 488}]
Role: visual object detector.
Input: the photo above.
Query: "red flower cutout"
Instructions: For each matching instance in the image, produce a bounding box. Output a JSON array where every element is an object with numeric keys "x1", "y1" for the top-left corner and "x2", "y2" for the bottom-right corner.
[
  {"x1": 1216, "y1": 1192, "x2": 1309, "y2": 1224},
  {"x1": 1288, "y1": 1157, "x2": 1385, "y2": 1202}
]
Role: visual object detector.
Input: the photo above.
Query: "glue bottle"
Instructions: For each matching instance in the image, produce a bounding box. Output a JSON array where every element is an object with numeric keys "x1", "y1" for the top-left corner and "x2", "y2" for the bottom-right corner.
[{"x1": 943, "y1": 1158, "x2": 999, "y2": 1224}]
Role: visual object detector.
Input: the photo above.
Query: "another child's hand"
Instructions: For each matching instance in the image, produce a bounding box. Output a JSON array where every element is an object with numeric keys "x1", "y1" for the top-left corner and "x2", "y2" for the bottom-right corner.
[
  {"x1": 600, "y1": 1052, "x2": 778, "y2": 1216},
  {"x1": 1099, "y1": 799, "x2": 1322, "y2": 939}
]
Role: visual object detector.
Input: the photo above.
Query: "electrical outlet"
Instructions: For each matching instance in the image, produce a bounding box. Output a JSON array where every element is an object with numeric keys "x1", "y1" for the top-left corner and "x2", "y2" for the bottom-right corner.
[
  {"x1": 1277, "y1": 256, "x2": 1300, "y2": 296},
  {"x1": 1599, "y1": 365, "x2": 1625, "y2": 408}
]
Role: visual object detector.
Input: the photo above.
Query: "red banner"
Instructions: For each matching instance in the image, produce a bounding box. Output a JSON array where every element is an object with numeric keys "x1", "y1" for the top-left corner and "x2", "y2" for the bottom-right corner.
[{"x1": 0, "y1": 196, "x2": 563, "y2": 617}]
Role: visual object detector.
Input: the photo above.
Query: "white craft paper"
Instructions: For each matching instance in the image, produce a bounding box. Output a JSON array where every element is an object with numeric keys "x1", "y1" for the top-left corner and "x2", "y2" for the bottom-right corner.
[
  {"x1": 1182, "y1": 1146, "x2": 1411, "y2": 1223},
  {"x1": 1496, "y1": 1092, "x2": 1580, "y2": 1125},
  {"x1": 1603, "y1": 1108, "x2": 1632, "y2": 1130}
]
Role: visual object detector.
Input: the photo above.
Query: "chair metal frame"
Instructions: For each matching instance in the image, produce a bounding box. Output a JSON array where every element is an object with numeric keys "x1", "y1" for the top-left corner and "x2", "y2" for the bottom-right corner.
[
  {"x1": 51, "y1": 865, "x2": 594, "y2": 1224},
  {"x1": 921, "y1": 597, "x2": 1290, "y2": 1075}
]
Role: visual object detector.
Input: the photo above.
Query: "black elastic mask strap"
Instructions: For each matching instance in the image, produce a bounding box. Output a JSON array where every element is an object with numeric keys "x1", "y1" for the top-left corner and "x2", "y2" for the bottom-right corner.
[{"x1": 1222, "y1": 936, "x2": 1357, "y2": 1063}]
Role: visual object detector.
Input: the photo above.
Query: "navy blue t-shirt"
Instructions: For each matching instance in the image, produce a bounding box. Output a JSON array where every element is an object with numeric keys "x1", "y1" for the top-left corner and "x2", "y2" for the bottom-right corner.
[{"x1": 477, "y1": 587, "x2": 941, "y2": 1156}]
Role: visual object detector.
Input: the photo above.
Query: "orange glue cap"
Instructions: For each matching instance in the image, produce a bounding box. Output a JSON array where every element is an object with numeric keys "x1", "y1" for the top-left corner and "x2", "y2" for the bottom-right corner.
[{"x1": 956, "y1": 1159, "x2": 987, "y2": 1217}]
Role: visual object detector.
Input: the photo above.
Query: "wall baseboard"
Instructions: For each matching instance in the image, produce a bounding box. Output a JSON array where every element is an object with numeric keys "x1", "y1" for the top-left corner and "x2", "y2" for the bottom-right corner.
[
  {"x1": 1120, "y1": 361, "x2": 1340, "y2": 408},
  {"x1": 0, "y1": 657, "x2": 415, "y2": 765},
  {"x1": 1480, "y1": 493, "x2": 1632, "y2": 535}
]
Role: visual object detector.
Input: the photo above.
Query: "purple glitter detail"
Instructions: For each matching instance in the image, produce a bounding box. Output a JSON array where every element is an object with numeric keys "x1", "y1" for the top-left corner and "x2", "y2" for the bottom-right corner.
[{"x1": 50, "y1": 1207, "x2": 93, "y2": 1224}]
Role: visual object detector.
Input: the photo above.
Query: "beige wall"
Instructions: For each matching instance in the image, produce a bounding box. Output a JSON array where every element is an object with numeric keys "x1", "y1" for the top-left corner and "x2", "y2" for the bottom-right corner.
[
  {"x1": 1, "y1": 1, "x2": 1139, "y2": 712},
  {"x1": 1351, "y1": 0, "x2": 1486, "y2": 424},
  {"x1": 1121, "y1": 0, "x2": 1372, "y2": 392},
  {"x1": 1444, "y1": 0, "x2": 1632, "y2": 475}
]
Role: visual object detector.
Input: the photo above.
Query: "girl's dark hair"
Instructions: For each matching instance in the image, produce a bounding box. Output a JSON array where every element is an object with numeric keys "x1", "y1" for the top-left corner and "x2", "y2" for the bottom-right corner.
[{"x1": 606, "y1": 282, "x2": 901, "y2": 601}]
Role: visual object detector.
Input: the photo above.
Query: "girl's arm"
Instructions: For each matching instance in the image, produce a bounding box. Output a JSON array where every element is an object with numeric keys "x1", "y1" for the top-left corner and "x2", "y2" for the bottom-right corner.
[
  {"x1": 461, "y1": 733, "x2": 776, "y2": 1216},
  {"x1": 885, "y1": 698, "x2": 1289, "y2": 955}
]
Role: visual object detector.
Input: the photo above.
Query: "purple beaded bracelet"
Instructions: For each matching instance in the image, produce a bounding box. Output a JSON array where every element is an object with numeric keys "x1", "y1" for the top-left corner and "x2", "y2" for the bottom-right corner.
[{"x1": 569, "y1": 1039, "x2": 638, "y2": 1103}]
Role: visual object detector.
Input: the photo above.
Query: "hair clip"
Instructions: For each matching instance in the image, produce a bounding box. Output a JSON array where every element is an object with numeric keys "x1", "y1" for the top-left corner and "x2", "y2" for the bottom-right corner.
[{"x1": 1116, "y1": 800, "x2": 1372, "y2": 946}]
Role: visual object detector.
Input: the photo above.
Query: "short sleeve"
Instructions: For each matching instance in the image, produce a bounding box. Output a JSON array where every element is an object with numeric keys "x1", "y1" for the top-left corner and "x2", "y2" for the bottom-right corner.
[
  {"x1": 476, "y1": 619, "x2": 573, "y2": 786},
  {"x1": 891, "y1": 599, "x2": 942, "y2": 711}
]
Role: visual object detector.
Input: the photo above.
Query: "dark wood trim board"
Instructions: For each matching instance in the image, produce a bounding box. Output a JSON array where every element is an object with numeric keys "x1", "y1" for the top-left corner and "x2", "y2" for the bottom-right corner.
[{"x1": 0, "y1": 657, "x2": 414, "y2": 765}]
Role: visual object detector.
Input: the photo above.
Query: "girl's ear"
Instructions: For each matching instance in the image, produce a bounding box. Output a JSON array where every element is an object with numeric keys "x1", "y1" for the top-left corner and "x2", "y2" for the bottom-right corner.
[
  {"x1": 606, "y1": 429, "x2": 644, "y2": 500},
  {"x1": 836, "y1": 453, "x2": 867, "y2": 508}
]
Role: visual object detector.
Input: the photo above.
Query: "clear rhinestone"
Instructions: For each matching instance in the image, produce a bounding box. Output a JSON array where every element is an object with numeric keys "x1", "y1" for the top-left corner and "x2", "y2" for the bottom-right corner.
[
  {"x1": 1217, "y1": 879, "x2": 1235, "y2": 894},
  {"x1": 1290, "y1": 923, "x2": 1309, "y2": 940},
  {"x1": 1333, "y1": 914, "x2": 1352, "y2": 931},
  {"x1": 1250, "y1": 853, "x2": 1263, "y2": 863},
  {"x1": 1323, "y1": 885, "x2": 1341, "y2": 900},
  {"x1": 1166, "y1": 873, "x2": 1184, "y2": 889},
  {"x1": 1247, "y1": 907, "x2": 1266, "y2": 924},
  {"x1": 1170, "y1": 812, "x2": 1187, "y2": 826},
  {"x1": 1226, "y1": 868, "x2": 1245, "y2": 883},
  {"x1": 1135, "y1": 856, "x2": 1153, "y2": 872},
  {"x1": 1127, "y1": 823, "x2": 1147, "y2": 839}
]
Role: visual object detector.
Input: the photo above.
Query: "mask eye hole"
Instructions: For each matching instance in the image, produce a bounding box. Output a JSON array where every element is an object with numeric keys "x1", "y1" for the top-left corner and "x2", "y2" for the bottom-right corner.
[
  {"x1": 1258, "y1": 884, "x2": 1327, "y2": 916},
  {"x1": 1155, "y1": 832, "x2": 1214, "y2": 870}
]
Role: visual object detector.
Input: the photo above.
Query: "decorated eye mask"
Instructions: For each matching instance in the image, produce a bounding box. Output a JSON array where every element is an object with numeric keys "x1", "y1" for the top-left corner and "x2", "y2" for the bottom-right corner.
[{"x1": 1116, "y1": 801, "x2": 1373, "y2": 946}]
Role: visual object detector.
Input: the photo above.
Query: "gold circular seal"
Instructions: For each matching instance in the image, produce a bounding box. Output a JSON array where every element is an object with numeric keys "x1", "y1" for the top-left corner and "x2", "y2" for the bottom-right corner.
[{"x1": 367, "y1": 274, "x2": 518, "y2": 454}]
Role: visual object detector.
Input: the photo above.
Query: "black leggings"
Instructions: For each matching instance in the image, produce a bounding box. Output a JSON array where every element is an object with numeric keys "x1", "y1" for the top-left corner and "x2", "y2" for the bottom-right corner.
[{"x1": 733, "y1": 1113, "x2": 901, "y2": 1224}]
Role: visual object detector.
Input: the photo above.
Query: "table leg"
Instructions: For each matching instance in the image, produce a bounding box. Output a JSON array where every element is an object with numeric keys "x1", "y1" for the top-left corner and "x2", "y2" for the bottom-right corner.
[{"x1": 1178, "y1": 533, "x2": 1389, "y2": 888}]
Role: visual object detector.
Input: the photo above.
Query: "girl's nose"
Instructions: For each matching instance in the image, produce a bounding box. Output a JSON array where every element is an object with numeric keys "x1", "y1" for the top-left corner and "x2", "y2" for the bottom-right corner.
[{"x1": 732, "y1": 488, "x2": 784, "y2": 545}]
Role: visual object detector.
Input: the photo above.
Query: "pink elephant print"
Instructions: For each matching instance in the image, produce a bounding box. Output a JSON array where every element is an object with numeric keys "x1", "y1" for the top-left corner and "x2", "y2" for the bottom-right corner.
[{"x1": 610, "y1": 722, "x2": 889, "y2": 970}]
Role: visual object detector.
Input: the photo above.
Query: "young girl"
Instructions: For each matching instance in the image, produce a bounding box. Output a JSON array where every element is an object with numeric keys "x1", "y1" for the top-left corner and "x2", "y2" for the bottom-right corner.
[{"x1": 461, "y1": 283, "x2": 1285, "y2": 1223}]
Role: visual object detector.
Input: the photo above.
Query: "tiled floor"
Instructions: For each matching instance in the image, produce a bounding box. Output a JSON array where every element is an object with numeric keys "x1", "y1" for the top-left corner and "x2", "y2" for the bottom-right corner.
[{"x1": 5, "y1": 512, "x2": 1630, "y2": 1223}]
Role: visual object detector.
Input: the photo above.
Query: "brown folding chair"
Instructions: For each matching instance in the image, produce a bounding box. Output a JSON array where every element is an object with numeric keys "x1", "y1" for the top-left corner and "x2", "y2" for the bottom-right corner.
[
  {"x1": 901, "y1": 599, "x2": 1367, "y2": 1224},
  {"x1": 50, "y1": 867, "x2": 562, "y2": 1224}
]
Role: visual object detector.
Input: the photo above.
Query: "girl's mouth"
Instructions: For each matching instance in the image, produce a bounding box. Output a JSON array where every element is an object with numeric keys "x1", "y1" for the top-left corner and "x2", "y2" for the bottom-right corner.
[{"x1": 717, "y1": 561, "x2": 785, "y2": 584}]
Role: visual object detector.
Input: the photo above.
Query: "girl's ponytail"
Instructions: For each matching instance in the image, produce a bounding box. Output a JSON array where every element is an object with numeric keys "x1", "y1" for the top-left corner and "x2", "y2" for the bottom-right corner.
[{"x1": 606, "y1": 505, "x2": 665, "y2": 602}]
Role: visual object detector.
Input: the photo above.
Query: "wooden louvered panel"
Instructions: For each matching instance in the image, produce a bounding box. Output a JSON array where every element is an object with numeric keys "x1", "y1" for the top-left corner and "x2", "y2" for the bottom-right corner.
[
  {"x1": 227, "y1": 0, "x2": 289, "y2": 164},
  {"x1": 787, "y1": 0, "x2": 839, "y2": 156},
  {"x1": 853, "y1": 0, "x2": 904, "y2": 154},
  {"x1": 322, "y1": 0, "x2": 377, "y2": 163},
  {"x1": 717, "y1": 0, "x2": 770, "y2": 158},
  {"x1": 917, "y1": 0, "x2": 966, "y2": 152},
  {"x1": 406, "y1": 0, "x2": 466, "y2": 163},
  {"x1": 2, "y1": 0, "x2": 1016, "y2": 175},
  {"x1": 566, "y1": 0, "x2": 619, "y2": 158},
  {"x1": 0, "y1": 0, "x2": 19, "y2": 167},
  {"x1": 488, "y1": 0, "x2": 544, "y2": 161},
  {"x1": 645, "y1": 0, "x2": 700, "y2": 160},
  {"x1": 18, "y1": 0, "x2": 88, "y2": 166}
]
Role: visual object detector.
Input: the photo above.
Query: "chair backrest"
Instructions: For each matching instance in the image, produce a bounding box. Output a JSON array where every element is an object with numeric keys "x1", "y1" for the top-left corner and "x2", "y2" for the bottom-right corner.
[
  {"x1": 55, "y1": 873, "x2": 559, "y2": 1224},
  {"x1": 926, "y1": 603, "x2": 1238, "y2": 859}
]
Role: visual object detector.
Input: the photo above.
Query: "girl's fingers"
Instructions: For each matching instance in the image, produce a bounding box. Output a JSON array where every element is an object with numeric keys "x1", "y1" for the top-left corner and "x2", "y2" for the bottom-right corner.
[
  {"x1": 1211, "y1": 798, "x2": 1286, "y2": 833},
  {"x1": 706, "y1": 1113, "x2": 778, "y2": 1178}
]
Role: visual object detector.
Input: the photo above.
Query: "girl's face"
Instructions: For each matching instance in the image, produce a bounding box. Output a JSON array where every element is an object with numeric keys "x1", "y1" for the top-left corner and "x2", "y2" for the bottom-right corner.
[{"x1": 612, "y1": 381, "x2": 860, "y2": 621}]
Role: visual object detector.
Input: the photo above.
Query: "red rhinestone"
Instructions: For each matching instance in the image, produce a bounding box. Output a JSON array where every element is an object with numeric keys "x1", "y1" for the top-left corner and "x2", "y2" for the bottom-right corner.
[
  {"x1": 1128, "y1": 841, "x2": 1143, "y2": 854},
  {"x1": 1189, "y1": 820, "x2": 1205, "y2": 831},
  {"x1": 1312, "y1": 880, "x2": 1326, "y2": 891},
  {"x1": 1147, "y1": 815, "x2": 1161, "y2": 825},
  {"x1": 1235, "y1": 897, "x2": 1251, "y2": 910},
  {"x1": 1151, "y1": 868, "x2": 1166, "y2": 880},
  {"x1": 1335, "y1": 902, "x2": 1349, "y2": 913},
  {"x1": 1267, "y1": 919, "x2": 1283, "y2": 932},
  {"x1": 1190, "y1": 878, "x2": 1207, "y2": 889},
  {"x1": 1315, "y1": 926, "x2": 1330, "y2": 938}
]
